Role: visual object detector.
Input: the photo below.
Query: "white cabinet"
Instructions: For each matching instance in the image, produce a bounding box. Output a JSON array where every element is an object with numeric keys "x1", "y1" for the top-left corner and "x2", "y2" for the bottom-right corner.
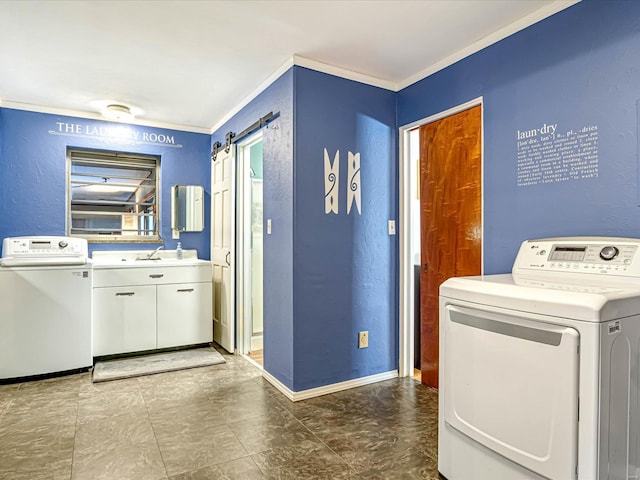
[
  {"x1": 92, "y1": 263, "x2": 213, "y2": 357},
  {"x1": 93, "y1": 285, "x2": 157, "y2": 356},
  {"x1": 157, "y1": 283, "x2": 212, "y2": 348}
]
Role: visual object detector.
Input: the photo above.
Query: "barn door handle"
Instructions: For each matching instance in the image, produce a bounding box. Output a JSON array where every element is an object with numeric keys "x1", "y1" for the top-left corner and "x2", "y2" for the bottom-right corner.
[
  {"x1": 423, "y1": 263, "x2": 428, "y2": 273},
  {"x1": 225, "y1": 251, "x2": 231, "y2": 266}
]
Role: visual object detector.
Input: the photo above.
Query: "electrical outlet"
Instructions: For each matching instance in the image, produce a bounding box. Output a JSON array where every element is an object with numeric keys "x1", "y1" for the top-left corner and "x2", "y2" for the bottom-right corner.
[{"x1": 358, "y1": 331, "x2": 369, "y2": 349}]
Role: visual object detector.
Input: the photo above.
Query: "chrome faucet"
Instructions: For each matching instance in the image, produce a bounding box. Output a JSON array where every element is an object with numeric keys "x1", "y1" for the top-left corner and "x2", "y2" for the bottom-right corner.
[{"x1": 146, "y1": 245, "x2": 164, "y2": 260}]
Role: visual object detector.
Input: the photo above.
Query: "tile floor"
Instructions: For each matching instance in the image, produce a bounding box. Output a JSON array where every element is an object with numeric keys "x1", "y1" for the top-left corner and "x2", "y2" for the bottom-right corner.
[{"x1": 0, "y1": 348, "x2": 440, "y2": 479}]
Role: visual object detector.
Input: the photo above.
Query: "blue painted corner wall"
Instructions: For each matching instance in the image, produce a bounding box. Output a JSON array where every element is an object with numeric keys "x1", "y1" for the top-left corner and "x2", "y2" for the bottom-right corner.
[
  {"x1": 211, "y1": 69, "x2": 296, "y2": 389},
  {"x1": 293, "y1": 67, "x2": 397, "y2": 391},
  {"x1": 212, "y1": 67, "x2": 398, "y2": 391},
  {"x1": 0, "y1": 109, "x2": 211, "y2": 257},
  {"x1": 399, "y1": 0, "x2": 640, "y2": 274}
]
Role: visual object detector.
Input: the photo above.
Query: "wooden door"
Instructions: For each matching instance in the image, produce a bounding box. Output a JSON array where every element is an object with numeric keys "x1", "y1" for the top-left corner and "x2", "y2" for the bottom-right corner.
[{"x1": 420, "y1": 105, "x2": 482, "y2": 388}]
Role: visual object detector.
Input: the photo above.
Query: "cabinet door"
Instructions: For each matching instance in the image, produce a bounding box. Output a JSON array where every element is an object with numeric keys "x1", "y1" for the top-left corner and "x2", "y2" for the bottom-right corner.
[
  {"x1": 93, "y1": 285, "x2": 157, "y2": 356},
  {"x1": 157, "y1": 282, "x2": 213, "y2": 348}
]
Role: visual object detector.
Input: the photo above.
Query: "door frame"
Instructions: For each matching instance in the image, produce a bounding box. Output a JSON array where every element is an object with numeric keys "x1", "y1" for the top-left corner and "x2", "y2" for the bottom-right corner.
[
  {"x1": 236, "y1": 130, "x2": 264, "y2": 357},
  {"x1": 398, "y1": 97, "x2": 484, "y2": 378}
]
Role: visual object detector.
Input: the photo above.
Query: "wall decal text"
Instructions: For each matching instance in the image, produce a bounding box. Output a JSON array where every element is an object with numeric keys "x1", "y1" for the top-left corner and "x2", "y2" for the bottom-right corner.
[
  {"x1": 517, "y1": 123, "x2": 598, "y2": 187},
  {"x1": 48, "y1": 121, "x2": 183, "y2": 148}
]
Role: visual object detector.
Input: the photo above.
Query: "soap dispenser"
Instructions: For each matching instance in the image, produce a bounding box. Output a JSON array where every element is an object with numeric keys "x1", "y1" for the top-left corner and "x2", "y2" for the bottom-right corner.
[{"x1": 176, "y1": 242, "x2": 183, "y2": 260}]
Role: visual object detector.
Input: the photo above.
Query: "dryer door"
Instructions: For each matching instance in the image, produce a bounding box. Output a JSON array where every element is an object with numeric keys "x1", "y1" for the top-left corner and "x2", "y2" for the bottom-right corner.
[{"x1": 443, "y1": 304, "x2": 579, "y2": 480}]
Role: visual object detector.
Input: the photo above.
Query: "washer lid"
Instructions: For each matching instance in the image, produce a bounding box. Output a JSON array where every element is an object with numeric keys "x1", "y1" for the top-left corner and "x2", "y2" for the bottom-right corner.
[{"x1": 440, "y1": 274, "x2": 640, "y2": 322}]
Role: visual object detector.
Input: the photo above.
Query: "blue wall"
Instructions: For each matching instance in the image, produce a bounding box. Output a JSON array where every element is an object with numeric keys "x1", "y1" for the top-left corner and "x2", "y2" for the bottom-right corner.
[
  {"x1": 0, "y1": 108, "x2": 211, "y2": 258},
  {"x1": 293, "y1": 67, "x2": 397, "y2": 390},
  {"x1": 399, "y1": 0, "x2": 640, "y2": 274},
  {"x1": 211, "y1": 69, "x2": 295, "y2": 389},
  {"x1": 212, "y1": 67, "x2": 398, "y2": 391}
]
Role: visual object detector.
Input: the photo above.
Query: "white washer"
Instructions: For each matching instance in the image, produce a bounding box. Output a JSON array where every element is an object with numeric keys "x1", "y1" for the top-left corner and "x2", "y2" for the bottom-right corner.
[
  {"x1": 0, "y1": 236, "x2": 92, "y2": 382},
  {"x1": 439, "y1": 237, "x2": 640, "y2": 480}
]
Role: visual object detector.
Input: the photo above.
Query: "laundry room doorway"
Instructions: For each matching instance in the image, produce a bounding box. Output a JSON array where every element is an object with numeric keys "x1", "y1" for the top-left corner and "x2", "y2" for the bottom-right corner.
[
  {"x1": 399, "y1": 99, "x2": 483, "y2": 388},
  {"x1": 237, "y1": 132, "x2": 264, "y2": 367}
]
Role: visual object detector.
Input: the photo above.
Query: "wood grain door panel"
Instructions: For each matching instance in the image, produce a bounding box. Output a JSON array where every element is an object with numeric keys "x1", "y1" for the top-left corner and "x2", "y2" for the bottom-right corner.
[{"x1": 419, "y1": 105, "x2": 482, "y2": 388}]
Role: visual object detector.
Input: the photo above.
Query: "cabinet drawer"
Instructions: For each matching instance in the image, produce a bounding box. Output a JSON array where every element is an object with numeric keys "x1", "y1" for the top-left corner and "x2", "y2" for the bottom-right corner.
[{"x1": 93, "y1": 264, "x2": 212, "y2": 287}]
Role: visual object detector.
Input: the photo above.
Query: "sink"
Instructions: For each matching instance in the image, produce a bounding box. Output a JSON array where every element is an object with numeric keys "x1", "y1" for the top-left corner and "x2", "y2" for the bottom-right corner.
[{"x1": 92, "y1": 249, "x2": 209, "y2": 268}]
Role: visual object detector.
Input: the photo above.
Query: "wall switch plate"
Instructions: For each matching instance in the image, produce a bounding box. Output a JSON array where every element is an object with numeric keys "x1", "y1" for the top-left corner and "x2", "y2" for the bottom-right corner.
[
  {"x1": 358, "y1": 331, "x2": 369, "y2": 349},
  {"x1": 172, "y1": 229, "x2": 180, "y2": 239},
  {"x1": 267, "y1": 219, "x2": 272, "y2": 235},
  {"x1": 388, "y1": 220, "x2": 396, "y2": 235}
]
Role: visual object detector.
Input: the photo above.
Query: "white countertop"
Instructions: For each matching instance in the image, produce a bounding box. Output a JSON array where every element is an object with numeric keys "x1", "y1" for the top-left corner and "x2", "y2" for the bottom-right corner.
[{"x1": 92, "y1": 249, "x2": 210, "y2": 269}]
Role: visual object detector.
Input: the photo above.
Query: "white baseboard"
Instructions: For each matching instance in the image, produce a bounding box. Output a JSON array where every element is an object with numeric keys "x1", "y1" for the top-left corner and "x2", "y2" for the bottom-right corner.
[
  {"x1": 242, "y1": 354, "x2": 264, "y2": 370},
  {"x1": 262, "y1": 369, "x2": 399, "y2": 402}
]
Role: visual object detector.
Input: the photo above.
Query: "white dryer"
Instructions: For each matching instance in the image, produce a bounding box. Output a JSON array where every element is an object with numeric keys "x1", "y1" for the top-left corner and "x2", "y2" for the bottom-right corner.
[{"x1": 439, "y1": 237, "x2": 640, "y2": 480}]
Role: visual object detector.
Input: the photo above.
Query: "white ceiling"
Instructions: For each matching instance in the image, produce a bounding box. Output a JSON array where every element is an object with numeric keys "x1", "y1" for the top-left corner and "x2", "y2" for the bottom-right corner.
[{"x1": 0, "y1": 0, "x2": 578, "y2": 133}]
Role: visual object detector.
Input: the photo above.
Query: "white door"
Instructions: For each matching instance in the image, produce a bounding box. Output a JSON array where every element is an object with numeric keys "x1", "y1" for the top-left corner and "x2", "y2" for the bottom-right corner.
[{"x1": 211, "y1": 146, "x2": 236, "y2": 353}]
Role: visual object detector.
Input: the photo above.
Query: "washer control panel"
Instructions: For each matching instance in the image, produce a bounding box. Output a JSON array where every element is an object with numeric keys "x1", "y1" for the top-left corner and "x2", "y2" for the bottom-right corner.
[
  {"x1": 513, "y1": 237, "x2": 640, "y2": 279},
  {"x1": 1, "y1": 236, "x2": 88, "y2": 266}
]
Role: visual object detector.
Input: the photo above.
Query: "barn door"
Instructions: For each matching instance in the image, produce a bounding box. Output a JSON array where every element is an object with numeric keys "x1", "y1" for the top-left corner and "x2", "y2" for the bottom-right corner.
[{"x1": 211, "y1": 146, "x2": 236, "y2": 353}]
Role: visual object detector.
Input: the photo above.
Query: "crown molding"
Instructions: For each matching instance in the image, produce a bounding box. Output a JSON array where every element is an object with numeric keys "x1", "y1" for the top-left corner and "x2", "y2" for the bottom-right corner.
[
  {"x1": 209, "y1": 0, "x2": 580, "y2": 133},
  {"x1": 209, "y1": 57, "x2": 296, "y2": 135},
  {"x1": 398, "y1": 0, "x2": 581, "y2": 90},
  {"x1": 209, "y1": 55, "x2": 396, "y2": 136},
  {"x1": 292, "y1": 55, "x2": 397, "y2": 91},
  {"x1": 0, "y1": 100, "x2": 211, "y2": 134},
  {"x1": 3, "y1": 0, "x2": 580, "y2": 137}
]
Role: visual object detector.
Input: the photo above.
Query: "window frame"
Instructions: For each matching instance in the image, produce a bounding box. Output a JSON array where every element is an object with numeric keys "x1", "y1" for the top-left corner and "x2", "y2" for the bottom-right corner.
[{"x1": 66, "y1": 148, "x2": 161, "y2": 243}]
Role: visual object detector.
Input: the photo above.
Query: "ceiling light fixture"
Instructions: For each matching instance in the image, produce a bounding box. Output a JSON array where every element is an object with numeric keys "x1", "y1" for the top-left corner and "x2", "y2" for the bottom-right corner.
[{"x1": 102, "y1": 103, "x2": 134, "y2": 121}]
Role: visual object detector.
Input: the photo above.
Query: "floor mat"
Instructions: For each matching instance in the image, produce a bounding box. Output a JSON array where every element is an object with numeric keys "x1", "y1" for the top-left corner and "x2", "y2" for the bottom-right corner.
[{"x1": 92, "y1": 347, "x2": 226, "y2": 382}]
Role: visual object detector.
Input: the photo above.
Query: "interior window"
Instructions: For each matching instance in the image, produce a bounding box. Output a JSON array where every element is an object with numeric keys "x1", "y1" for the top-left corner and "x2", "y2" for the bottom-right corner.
[{"x1": 67, "y1": 148, "x2": 160, "y2": 241}]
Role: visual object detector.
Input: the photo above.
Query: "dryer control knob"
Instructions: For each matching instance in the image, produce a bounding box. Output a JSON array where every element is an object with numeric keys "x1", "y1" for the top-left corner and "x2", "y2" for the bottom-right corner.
[
  {"x1": 600, "y1": 246, "x2": 619, "y2": 261},
  {"x1": 58, "y1": 240, "x2": 68, "y2": 249}
]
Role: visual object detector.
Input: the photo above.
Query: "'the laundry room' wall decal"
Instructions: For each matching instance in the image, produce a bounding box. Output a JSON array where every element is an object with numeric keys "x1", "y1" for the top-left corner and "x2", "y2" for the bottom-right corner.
[
  {"x1": 324, "y1": 148, "x2": 362, "y2": 215},
  {"x1": 48, "y1": 121, "x2": 183, "y2": 148}
]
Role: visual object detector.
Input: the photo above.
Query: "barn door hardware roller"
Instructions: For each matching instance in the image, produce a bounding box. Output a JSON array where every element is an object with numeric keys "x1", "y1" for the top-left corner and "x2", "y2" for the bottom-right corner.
[
  {"x1": 211, "y1": 111, "x2": 278, "y2": 161},
  {"x1": 210, "y1": 131, "x2": 235, "y2": 161},
  {"x1": 224, "y1": 131, "x2": 235, "y2": 153},
  {"x1": 211, "y1": 141, "x2": 223, "y2": 161}
]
